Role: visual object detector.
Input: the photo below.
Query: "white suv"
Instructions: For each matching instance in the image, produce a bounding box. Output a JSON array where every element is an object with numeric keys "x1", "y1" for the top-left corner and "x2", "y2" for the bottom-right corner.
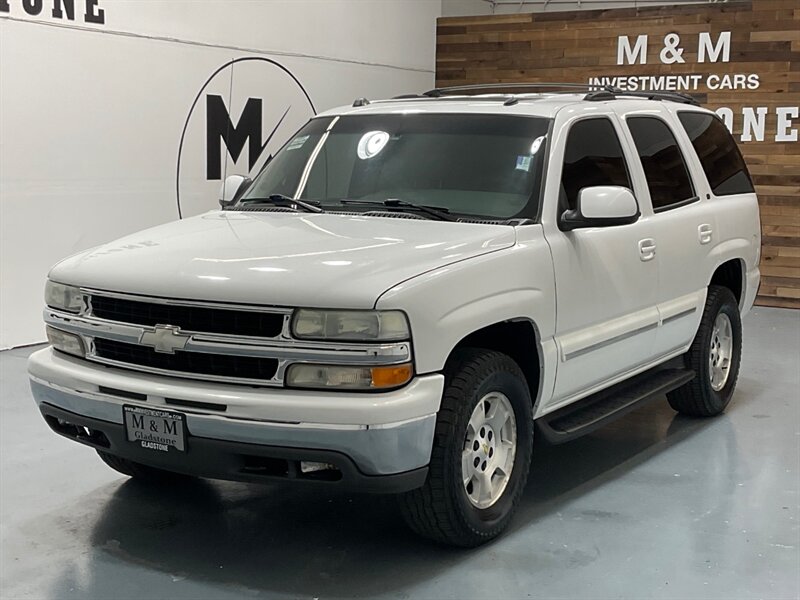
[{"x1": 28, "y1": 85, "x2": 761, "y2": 546}]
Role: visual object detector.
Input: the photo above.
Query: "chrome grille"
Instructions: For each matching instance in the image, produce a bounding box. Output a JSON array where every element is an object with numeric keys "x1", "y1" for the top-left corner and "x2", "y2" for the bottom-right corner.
[
  {"x1": 93, "y1": 338, "x2": 280, "y2": 381},
  {"x1": 44, "y1": 289, "x2": 412, "y2": 387},
  {"x1": 90, "y1": 295, "x2": 284, "y2": 338}
]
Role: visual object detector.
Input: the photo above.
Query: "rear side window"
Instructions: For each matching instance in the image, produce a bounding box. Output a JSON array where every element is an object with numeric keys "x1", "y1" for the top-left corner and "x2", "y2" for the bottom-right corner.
[
  {"x1": 560, "y1": 118, "x2": 631, "y2": 211},
  {"x1": 678, "y1": 112, "x2": 755, "y2": 196},
  {"x1": 627, "y1": 117, "x2": 696, "y2": 212}
]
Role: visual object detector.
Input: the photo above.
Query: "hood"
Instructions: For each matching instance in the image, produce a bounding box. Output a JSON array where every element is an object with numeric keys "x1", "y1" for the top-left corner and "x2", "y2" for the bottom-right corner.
[{"x1": 50, "y1": 211, "x2": 517, "y2": 308}]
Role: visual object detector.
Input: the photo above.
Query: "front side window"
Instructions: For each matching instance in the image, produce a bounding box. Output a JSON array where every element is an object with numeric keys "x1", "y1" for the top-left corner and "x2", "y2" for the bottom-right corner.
[
  {"x1": 242, "y1": 114, "x2": 551, "y2": 220},
  {"x1": 560, "y1": 118, "x2": 632, "y2": 212},
  {"x1": 627, "y1": 116, "x2": 696, "y2": 212},
  {"x1": 678, "y1": 112, "x2": 755, "y2": 196}
]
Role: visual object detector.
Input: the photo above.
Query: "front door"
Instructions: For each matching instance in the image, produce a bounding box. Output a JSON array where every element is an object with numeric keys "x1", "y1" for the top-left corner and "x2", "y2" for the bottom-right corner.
[{"x1": 543, "y1": 114, "x2": 660, "y2": 410}]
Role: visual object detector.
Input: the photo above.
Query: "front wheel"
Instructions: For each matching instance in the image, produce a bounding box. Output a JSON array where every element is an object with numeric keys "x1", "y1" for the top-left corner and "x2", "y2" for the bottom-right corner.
[
  {"x1": 399, "y1": 348, "x2": 533, "y2": 547},
  {"x1": 667, "y1": 285, "x2": 742, "y2": 417}
]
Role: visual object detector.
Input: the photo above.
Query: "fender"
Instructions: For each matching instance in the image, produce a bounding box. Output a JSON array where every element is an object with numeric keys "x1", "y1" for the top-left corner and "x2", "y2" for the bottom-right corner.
[{"x1": 374, "y1": 230, "x2": 558, "y2": 404}]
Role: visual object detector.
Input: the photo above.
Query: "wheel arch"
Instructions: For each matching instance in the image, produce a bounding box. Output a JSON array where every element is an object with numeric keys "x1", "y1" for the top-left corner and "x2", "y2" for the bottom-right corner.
[
  {"x1": 710, "y1": 257, "x2": 745, "y2": 307},
  {"x1": 447, "y1": 318, "x2": 544, "y2": 412}
]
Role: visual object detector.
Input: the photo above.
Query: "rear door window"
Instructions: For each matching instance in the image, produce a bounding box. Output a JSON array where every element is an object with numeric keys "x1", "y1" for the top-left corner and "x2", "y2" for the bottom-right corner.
[
  {"x1": 678, "y1": 112, "x2": 755, "y2": 196},
  {"x1": 627, "y1": 116, "x2": 696, "y2": 212}
]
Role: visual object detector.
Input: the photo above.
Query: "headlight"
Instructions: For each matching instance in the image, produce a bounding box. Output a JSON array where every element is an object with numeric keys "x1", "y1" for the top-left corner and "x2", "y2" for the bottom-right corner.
[
  {"x1": 286, "y1": 363, "x2": 413, "y2": 390},
  {"x1": 292, "y1": 309, "x2": 409, "y2": 341},
  {"x1": 44, "y1": 281, "x2": 83, "y2": 313},
  {"x1": 46, "y1": 326, "x2": 85, "y2": 357}
]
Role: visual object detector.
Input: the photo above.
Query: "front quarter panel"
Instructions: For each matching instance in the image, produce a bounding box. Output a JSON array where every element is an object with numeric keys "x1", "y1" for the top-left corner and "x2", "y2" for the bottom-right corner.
[{"x1": 375, "y1": 226, "x2": 556, "y2": 402}]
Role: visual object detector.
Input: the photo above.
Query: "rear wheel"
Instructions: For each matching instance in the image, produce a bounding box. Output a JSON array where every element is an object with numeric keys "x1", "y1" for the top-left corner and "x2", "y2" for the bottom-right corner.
[
  {"x1": 667, "y1": 285, "x2": 742, "y2": 417},
  {"x1": 399, "y1": 348, "x2": 533, "y2": 547},
  {"x1": 97, "y1": 451, "x2": 194, "y2": 484}
]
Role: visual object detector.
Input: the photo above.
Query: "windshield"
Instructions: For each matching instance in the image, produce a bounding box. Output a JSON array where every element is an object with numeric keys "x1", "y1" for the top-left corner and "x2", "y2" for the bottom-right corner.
[{"x1": 241, "y1": 113, "x2": 550, "y2": 220}]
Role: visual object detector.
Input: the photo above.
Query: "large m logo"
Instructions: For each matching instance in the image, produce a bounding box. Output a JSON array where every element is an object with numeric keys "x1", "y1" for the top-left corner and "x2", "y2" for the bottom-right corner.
[{"x1": 205, "y1": 94, "x2": 273, "y2": 180}]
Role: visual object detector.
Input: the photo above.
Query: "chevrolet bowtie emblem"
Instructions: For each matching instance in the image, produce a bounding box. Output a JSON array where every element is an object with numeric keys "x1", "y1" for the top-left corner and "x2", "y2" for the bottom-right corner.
[{"x1": 139, "y1": 324, "x2": 190, "y2": 354}]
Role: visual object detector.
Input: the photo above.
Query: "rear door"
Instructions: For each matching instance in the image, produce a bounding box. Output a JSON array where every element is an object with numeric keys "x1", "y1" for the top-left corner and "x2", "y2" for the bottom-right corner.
[{"x1": 615, "y1": 107, "x2": 714, "y2": 358}]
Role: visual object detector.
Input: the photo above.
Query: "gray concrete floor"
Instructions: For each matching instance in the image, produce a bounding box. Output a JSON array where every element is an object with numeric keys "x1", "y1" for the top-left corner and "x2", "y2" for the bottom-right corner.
[{"x1": 1, "y1": 307, "x2": 798, "y2": 600}]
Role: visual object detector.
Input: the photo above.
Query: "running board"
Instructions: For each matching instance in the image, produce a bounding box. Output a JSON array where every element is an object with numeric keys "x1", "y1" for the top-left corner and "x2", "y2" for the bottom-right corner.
[{"x1": 536, "y1": 368, "x2": 695, "y2": 444}]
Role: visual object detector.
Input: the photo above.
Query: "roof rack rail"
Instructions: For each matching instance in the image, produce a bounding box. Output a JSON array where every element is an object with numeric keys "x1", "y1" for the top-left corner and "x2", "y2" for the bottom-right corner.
[
  {"x1": 389, "y1": 83, "x2": 701, "y2": 106},
  {"x1": 421, "y1": 82, "x2": 602, "y2": 98},
  {"x1": 585, "y1": 89, "x2": 700, "y2": 106}
]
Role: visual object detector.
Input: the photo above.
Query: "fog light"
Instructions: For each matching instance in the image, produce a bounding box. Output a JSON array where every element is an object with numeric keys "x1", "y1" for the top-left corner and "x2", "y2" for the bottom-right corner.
[
  {"x1": 300, "y1": 461, "x2": 337, "y2": 474},
  {"x1": 285, "y1": 363, "x2": 412, "y2": 390},
  {"x1": 46, "y1": 326, "x2": 85, "y2": 357}
]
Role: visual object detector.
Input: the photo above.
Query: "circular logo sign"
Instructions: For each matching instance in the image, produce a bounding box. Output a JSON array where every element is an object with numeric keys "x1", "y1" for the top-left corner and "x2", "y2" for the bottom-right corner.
[{"x1": 176, "y1": 57, "x2": 316, "y2": 218}]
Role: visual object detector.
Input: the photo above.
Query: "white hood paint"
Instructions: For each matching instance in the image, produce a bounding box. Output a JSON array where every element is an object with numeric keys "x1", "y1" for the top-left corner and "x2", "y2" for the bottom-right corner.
[{"x1": 50, "y1": 211, "x2": 517, "y2": 308}]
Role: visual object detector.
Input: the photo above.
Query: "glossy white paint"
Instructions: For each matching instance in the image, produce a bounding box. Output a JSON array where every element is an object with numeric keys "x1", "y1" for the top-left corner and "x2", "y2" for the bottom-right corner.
[
  {"x1": 579, "y1": 186, "x2": 638, "y2": 219},
  {"x1": 29, "y1": 94, "x2": 761, "y2": 445},
  {"x1": 48, "y1": 212, "x2": 516, "y2": 309},
  {"x1": 537, "y1": 100, "x2": 759, "y2": 411},
  {"x1": 540, "y1": 106, "x2": 660, "y2": 405},
  {"x1": 376, "y1": 224, "x2": 557, "y2": 403},
  {"x1": 220, "y1": 175, "x2": 249, "y2": 207}
]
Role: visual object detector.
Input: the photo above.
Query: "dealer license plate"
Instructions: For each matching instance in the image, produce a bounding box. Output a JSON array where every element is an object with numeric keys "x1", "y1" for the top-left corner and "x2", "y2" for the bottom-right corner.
[{"x1": 123, "y1": 405, "x2": 186, "y2": 452}]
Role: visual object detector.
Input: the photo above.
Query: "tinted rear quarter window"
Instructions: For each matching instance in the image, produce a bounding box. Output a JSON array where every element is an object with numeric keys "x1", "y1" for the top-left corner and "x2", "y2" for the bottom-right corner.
[
  {"x1": 561, "y1": 118, "x2": 631, "y2": 211},
  {"x1": 678, "y1": 112, "x2": 755, "y2": 196},
  {"x1": 627, "y1": 116, "x2": 696, "y2": 212}
]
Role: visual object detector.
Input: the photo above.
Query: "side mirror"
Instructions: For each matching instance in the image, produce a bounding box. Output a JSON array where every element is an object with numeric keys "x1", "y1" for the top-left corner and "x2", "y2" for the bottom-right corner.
[
  {"x1": 219, "y1": 174, "x2": 251, "y2": 208},
  {"x1": 560, "y1": 186, "x2": 639, "y2": 231}
]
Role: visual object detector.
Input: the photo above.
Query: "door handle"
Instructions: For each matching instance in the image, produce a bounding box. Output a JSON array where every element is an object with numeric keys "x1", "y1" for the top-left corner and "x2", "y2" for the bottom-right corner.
[
  {"x1": 638, "y1": 238, "x2": 656, "y2": 261},
  {"x1": 698, "y1": 224, "x2": 713, "y2": 245}
]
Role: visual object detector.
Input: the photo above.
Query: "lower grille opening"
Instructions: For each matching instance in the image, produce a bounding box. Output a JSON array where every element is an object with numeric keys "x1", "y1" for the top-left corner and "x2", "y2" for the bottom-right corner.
[
  {"x1": 98, "y1": 386, "x2": 147, "y2": 401},
  {"x1": 165, "y1": 398, "x2": 227, "y2": 412},
  {"x1": 240, "y1": 455, "x2": 290, "y2": 477},
  {"x1": 239, "y1": 456, "x2": 343, "y2": 481},
  {"x1": 93, "y1": 338, "x2": 279, "y2": 382},
  {"x1": 45, "y1": 416, "x2": 111, "y2": 448}
]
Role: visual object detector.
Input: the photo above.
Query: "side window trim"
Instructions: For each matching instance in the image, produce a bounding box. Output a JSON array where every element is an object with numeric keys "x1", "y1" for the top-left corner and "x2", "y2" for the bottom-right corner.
[
  {"x1": 624, "y1": 114, "x2": 699, "y2": 214},
  {"x1": 652, "y1": 195, "x2": 699, "y2": 213}
]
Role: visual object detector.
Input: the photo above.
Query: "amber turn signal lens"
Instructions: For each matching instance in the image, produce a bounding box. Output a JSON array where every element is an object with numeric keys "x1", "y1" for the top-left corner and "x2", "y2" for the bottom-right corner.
[
  {"x1": 370, "y1": 363, "x2": 413, "y2": 388},
  {"x1": 285, "y1": 362, "x2": 413, "y2": 390}
]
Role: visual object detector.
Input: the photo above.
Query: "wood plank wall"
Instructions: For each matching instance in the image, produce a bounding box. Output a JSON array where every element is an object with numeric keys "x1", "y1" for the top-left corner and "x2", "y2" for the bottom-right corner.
[{"x1": 437, "y1": 0, "x2": 800, "y2": 308}]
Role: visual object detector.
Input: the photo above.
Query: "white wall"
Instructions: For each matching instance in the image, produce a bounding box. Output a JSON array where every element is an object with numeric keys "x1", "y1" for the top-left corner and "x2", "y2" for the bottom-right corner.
[
  {"x1": 442, "y1": 0, "x2": 710, "y2": 16},
  {"x1": 0, "y1": 0, "x2": 441, "y2": 348}
]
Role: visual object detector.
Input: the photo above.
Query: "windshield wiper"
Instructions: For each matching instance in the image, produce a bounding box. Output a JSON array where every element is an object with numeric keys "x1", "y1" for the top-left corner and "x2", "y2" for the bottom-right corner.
[
  {"x1": 240, "y1": 194, "x2": 324, "y2": 213},
  {"x1": 339, "y1": 199, "x2": 456, "y2": 222}
]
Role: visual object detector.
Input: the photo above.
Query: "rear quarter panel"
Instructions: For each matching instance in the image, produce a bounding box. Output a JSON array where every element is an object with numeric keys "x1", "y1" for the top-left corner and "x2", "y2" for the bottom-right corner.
[{"x1": 709, "y1": 192, "x2": 761, "y2": 314}]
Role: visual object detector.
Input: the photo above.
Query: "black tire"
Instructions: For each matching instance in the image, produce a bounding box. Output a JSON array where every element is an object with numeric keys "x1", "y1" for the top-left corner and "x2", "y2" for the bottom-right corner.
[
  {"x1": 667, "y1": 285, "x2": 742, "y2": 417},
  {"x1": 399, "y1": 348, "x2": 533, "y2": 547},
  {"x1": 96, "y1": 451, "x2": 194, "y2": 484}
]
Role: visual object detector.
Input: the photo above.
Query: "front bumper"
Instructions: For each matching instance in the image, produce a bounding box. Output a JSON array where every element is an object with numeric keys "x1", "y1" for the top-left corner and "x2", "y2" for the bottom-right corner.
[{"x1": 28, "y1": 348, "x2": 444, "y2": 491}]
